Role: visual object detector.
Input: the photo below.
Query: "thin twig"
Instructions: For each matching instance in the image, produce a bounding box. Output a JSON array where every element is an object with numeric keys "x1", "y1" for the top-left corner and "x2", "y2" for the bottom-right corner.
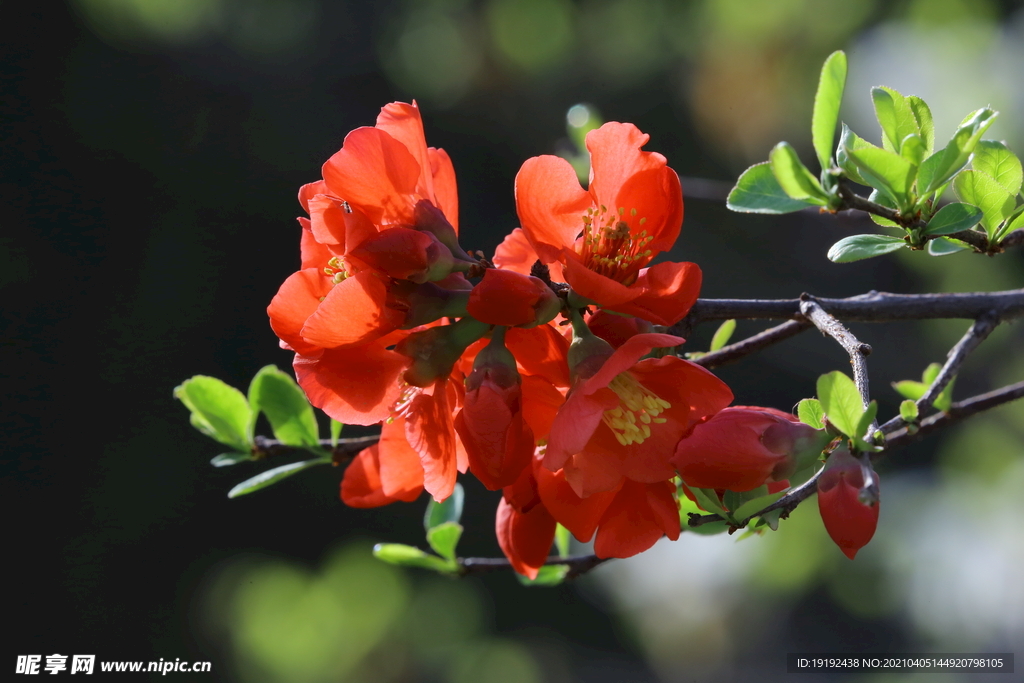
[
  {"x1": 798, "y1": 296, "x2": 873, "y2": 413},
  {"x1": 1002, "y1": 228, "x2": 1024, "y2": 250},
  {"x1": 457, "y1": 554, "x2": 610, "y2": 579},
  {"x1": 678, "y1": 288, "x2": 1024, "y2": 327},
  {"x1": 883, "y1": 380, "x2": 1024, "y2": 451},
  {"x1": 879, "y1": 311, "x2": 1001, "y2": 434},
  {"x1": 690, "y1": 319, "x2": 812, "y2": 369},
  {"x1": 687, "y1": 468, "x2": 824, "y2": 529},
  {"x1": 253, "y1": 435, "x2": 379, "y2": 464}
]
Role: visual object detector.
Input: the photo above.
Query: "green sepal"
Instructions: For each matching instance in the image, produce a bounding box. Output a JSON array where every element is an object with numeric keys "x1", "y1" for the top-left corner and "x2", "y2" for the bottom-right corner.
[
  {"x1": 247, "y1": 365, "x2": 319, "y2": 448},
  {"x1": 426, "y1": 521, "x2": 463, "y2": 562},
  {"x1": 769, "y1": 142, "x2": 829, "y2": 204},
  {"x1": 330, "y1": 419, "x2": 343, "y2": 447},
  {"x1": 709, "y1": 319, "x2": 737, "y2": 352},
  {"x1": 372, "y1": 543, "x2": 456, "y2": 574},
  {"x1": 517, "y1": 564, "x2": 570, "y2": 587},
  {"x1": 174, "y1": 375, "x2": 253, "y2": 452},
  {"x1": 797, "y1": 398, "x2": 826, "y2": 429},
  {"x1": 210, "y1": 452, "x2": 252, "y2": 467},
  {"x1": 227, "y1": 457, "x2": 331, "y2": 498},
  {"x1": 727, "y1": 162, "x2": 816, "y2": 214},
  {"x1": 923, "y1": 202, "x2": 983, "y2": 236},
  {"x1": 424, "y1": 482, "x2": 464, "y2": 531},
  {"x1": 811, "y1": 50, "x2": 847, "y2": 171},
  {"x1": 816, "y1": 370, "x2": 864, "y2": 438},
  {"x1": 827, "y1": 234, "x2": 905, "y2": 263}
]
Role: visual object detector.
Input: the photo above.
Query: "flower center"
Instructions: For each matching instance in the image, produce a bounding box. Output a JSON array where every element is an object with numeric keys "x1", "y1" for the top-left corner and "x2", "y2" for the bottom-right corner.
[
  {"x1": 323, "y1": 256, "x2": 350, "y2": 285},
  {"x1": 578, "y1": 205, "x2": 654, "y2": 282},
  {"x1": 386, "y1": 382, "x2": 421, "y2": 423},
  {"x1": 601, "y1": 373, "x2": 670, "y2": 446}
]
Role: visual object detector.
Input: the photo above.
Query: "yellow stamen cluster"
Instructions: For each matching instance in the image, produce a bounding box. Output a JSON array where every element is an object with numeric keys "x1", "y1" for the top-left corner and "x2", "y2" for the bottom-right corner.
[
  {"x1": 601, "y1": 373, "x2": 670, "y2": 446},
  {"x1": 578, "y1": 205, "x2": 653, "y2": 281},
  {"x1": 323, "y1": 256, "x2": 349, "y2": 284}
]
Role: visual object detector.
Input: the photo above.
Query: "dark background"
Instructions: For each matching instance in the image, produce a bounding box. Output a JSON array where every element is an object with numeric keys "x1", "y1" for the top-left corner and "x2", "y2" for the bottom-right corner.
[{"x1": 5, "y1": 1, "x2": 1023, "y2": 680}]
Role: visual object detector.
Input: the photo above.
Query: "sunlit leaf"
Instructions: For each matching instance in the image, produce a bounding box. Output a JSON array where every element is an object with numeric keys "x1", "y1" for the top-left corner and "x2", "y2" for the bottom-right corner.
[
  {"x1": 900, "y1": 400, "x2": 919, "y2": 422},
  {"x1": 836, "y1": 125, "x2": 874, "y2": 187},
  {"x1": 248, "y1": 365, "x2": 319, "y2": 448},
  {"x1": 811, "y1": 50, "x2": 847, "y2": 171},
  {"x1": 954, "y1": 170, "x2": 1015, "y2": 240},
  {"x1": 227, "y1": 457, "x2": 331, "y2": 498},
  {"x1": 555, "y1": 524, "x2": 571, "y2": 558},
  {"x1": 816, "y1": 371, "x2": 864, "y2": 437},
  {"x1": 900, "y1": 133, "x2": 925, "y2": 167},
  {"x1": 923, "y1": 202, "x2": 983, "y2": 236},
  {"x1": 372, "y1": 543, "x2": 454, "y2": 573},
  {"x1": 174, "y1": 375, "x2": 252, "y2": 451},
  {"x1": 769, "y1": 142, "x2": 829, "y2": 204},
  {"x1": 867, "y1": 189, "x2": 899, "y2": 228},
  {"x1": 797, "y1": 398, "x2": 826, "y2": 429},
  {"x1": 854, "y1": 400, "x2": 878, "y2": 441},
  {"x1": 211, "y1": 452, "x2": 252, "y2": 467},
  {"x1": 827, "y1": 234, "x2": 905, "y2": 263},
  {"x1": 918, "y1": 107, "x2": 998, "y2": 195},
  {"x1": 330, "y1": 419, "x2": 343, "y2": 447},
  {"x1": 517, "y1": 564, "x2": 569, "y2": 587},
  {"x1": 426, "y1": 521, "x2": 463, "y2": 562},
  {"x1": 727, "y1": 162, "x2": 816, "y2": 214},
  {"x1": 927, "y1": 236, "x2": 970, "y2": 256},
  {"x1": 424, "y1": 482, "x2": 464, "y2": 531},
  {"x1": 842, "y1": 144, "x2": 915, "y2": 208},
  {"x1": 892, "y1": 380, "x2": 927, "y2": 401},
  {"x1": 709, "y1": 319, "x2": 737, "y2": 352},
  {"x1": 732, "y1": 492, "x2": 786, "y2": 522},
  {"x1": 871, "y1": 86, "x2": 919, "y2": 154},
  {"x1": 907, "y1": 96, "x2": 934, "y2": 156},
  {"x1": 972, "y1": 140, "x2": 1023, "y2": 195}
]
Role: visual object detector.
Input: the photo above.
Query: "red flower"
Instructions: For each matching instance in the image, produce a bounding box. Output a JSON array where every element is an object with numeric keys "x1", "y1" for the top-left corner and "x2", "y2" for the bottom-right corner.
[
  {"x1": 817, "y1": 448, "x2": 880, "y2": 559},
  {"x1": 545, "y1": 331, "x2": 733, "y2": 497},
  {"x1": 341, "y1": 417, "x2": 424, "y2": 507},
  {"x1": 466, "y1": 268, "x2": 560, "y2": 328},
  {"x1": 673, "y1": 406, "x2": 827, "y2": 492},
  {"x1": 515, "y1": 122, "x2": 700, "y2": 325}
]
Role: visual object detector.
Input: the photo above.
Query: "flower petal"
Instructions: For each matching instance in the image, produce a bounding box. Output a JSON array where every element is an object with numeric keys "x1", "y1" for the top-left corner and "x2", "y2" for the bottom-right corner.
[
  {"x1": 268, "y1": 269, "x2": 333, "y2": 356},
  {"x1": 534, "y1": 464, "x2": 618, "y2": 542},
  {"x1": 293, "y1": 344, "x2": 406, "y2": 426},
  {"x1": 606, "y1": 261, "x2": 702, "y2": 326},
  {"x1": 405, "y1": 379, "x2": 458, "y2": 501},
  {"x1": 514, "y1": 155, "x2": 592, "y2": 263},
  {"x1": 427, "y1": 147, "x2": 459, "y2": 231},
  {"x1": 496, "y1": 497, "x2": 556, "y2": 579},
  {"x1": 377, "y1": 416, "x2": 426, "y2": 497},
  {"x1": 300, "y1": 270, "x2": 402, "y2": 348},
  {"x1": 341, "y1": 443, "x2": 422, "y2": 508},
  {"x1": 593, "y1": 479, "x2": 679, "y2": 558}
]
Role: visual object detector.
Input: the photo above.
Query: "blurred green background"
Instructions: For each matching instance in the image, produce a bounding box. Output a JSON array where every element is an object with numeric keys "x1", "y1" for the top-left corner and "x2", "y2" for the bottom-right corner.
[{"x1": 4, "y1": 0, "x2": 1024, "y2": 680}]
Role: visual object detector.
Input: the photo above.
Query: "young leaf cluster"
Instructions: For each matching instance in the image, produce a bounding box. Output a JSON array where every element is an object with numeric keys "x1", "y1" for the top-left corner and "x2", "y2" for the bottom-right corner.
[{"x1": 728, "y1": 50, "x2": 1022, "y2": 261}]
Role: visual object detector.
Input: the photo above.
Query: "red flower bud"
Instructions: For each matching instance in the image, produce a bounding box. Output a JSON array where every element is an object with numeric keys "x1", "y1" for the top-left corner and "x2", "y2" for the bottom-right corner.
[
  {"x1": 467, "y1": 268, "x2": 560, "y2": 328},
  {"x1": 673, "y1": 407, "x2": 826, "y2": 492},
  {"x1": 454, "y1": 328, "x2": 535, "y2": 490},
  {"x1": 817, "y1": 448, "x2": 879, "y2": 559}
]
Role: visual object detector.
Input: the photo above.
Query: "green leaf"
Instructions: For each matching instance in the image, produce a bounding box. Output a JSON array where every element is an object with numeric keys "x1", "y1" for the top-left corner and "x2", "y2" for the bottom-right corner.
[
  {"x1": 918, "y1": 107, "x2": 998, "y2": 195},
  {"x1": 248, "y1": 365, "x2": 320, "y2": 448},
  {"x1": 227, "y1": 457, "x2": 331, "y2": 498},
  {"x1": 922, "y1": 362, "x2": 941, "y2": 385},
  {"x1": 426, "y1": 521, "x2": 463, "y2": 562},
  {"x1": 923, "y1": 202, "x2": 983, "y2": 236},
  {"x1": 827, "y1": 234, "x2": 905, "y2": 263},
  {"x1": 797, "y1": 398, "x2": 826, "y2": 429},
  {"x1": 678, "y1": 492, "x2": 729, "y2": 535},
  {"x1": 555, "y1": 524, "x2": 571, "y2": 558},
  {"x1": 727, "y1": 162, "x2": 816, "y2": 214},
  {"x1": 954, "y1": 170, "x2": 1015, "y2": 240},
  {"x1": 892, "y1": 380, "x2": 927, "y2": 401},
  {"x1": 690, "y1": 487, "x2": 730, "y2": 519},
  {"x1": 811, "y1": 50, "x2": 847, "y2": 171},
  {"x1": 517, "y1": 564, "x2": 570, "y2": 587},
  {"x1": 999, "y1": 207, "x2": 1024, "y2": 242},
  {"x1": 900, "y1": 399, "x2": 919, "y2": 422},
  {"x1": 424, "y1": 482, "x2": 464, "y2": 531},
  {"x1": 900, "y1": 133, "x2": 925, "y2": 167},
  {"x1": 174, "y1": 376, "x2": 253, "y2": 452},
  {"x1": 816, "y1": 371, "x2": 864, "y2": 438},
  {"x1": 769, "y1": 142, "x2": 829, "y2": 204},
  {"x1": 842, "y1": 144, "x2": 916, "y2": 208},
  {"x1": 907, "y1": 96, "x2": 935, "y2": 156},
  {"x1": 867, "y1": 189, "x2": 900, "y2": 228},
  {"x1": 210, "y1": 452, "x2": 252, "y2": 467},
  {"x1": 731, "y1": 492, "x2": 786, "y2": 523},
  {"x1": 372, "y1": 543, "x2": 454, "y2": 573},
  {"x1": 759, "y1": 508, "x2": 783, "y2": 531},
  {"x1": 871, "y1": 86, "x2": 919, "y2": 154},
  {"x1": 972, "y1": 140, "x2": 1023, "y2": 195},
  {"x1": 709, "y1": 319, "x2": 737, "y2": 352},
  {"x1": 330, "y1": 419, "x2": 343, "y2": 447},
  {"x1": 836, "y1": 125, "x2": 875, "y2": 186},
  {"x1": 855, "y1": 400, "x2": 878, "y2": 440},
  {"x1": 928, "y1": 236, "x2": 970, "y2": 256}
]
